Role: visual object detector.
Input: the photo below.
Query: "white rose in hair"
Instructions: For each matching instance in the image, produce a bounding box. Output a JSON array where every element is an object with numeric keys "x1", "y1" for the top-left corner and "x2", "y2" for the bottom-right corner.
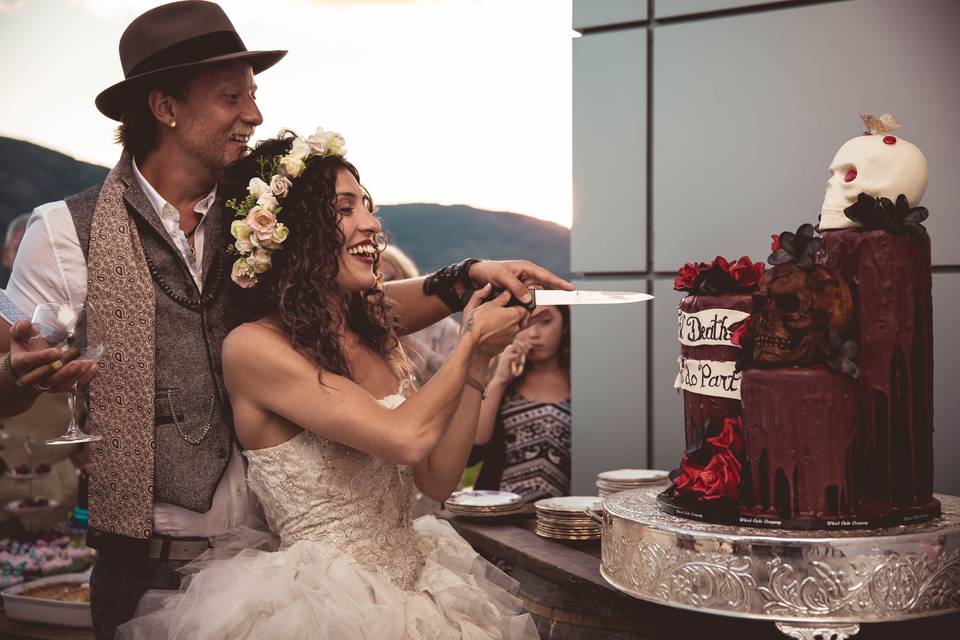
[
  {"x1": 247, "y1": 177, "x2": 271, "y2": 198},
  {"x1": 246, "y1": 205, "x2": 277, "y2": 241},
  {"x1": 306, "y1": 128, "x2": 328, "y2": 155},
  {"x1": 260, "y1": 222, "x2": 290, "y2": 250},
  {"x1": 270, "y1": 175, "x2": 292, "y2": 197},
  {"x1": 289, "y1": 138, "x2": 311, "y2": 162},
  {"x1": 326, "y1": 132, "x2": 346, "y2": 156},
  {"x1": 280, "y1": 155, "x2": 305, "y2": 177},
  {"x1": 231, "y1": 257, "x2": 257, "y2": 288},
  {"x1": 257, "y1": 193, "x2": 279, "y2": 211},
  {"x1": 271, "y1": 222, "x2": 289, "y2": 244},
  {"x1": 230, "y1": 219, "x2": 251, "y2": 241},
  {"x1": 250, "y1": 248, "x2": 273, "y2": 273}
]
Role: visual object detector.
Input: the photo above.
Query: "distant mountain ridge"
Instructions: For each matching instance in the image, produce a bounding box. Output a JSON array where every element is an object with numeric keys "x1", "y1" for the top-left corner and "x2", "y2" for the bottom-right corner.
[
  {"x1": 0, "y1": 137, "x2": 109, "y2": 228},
  {"x1": 0, "y1": 136, "x2": 570, "y2": 280},
  {"x1": 377, "y1": 204, "x2": 570, "y2": 278}
]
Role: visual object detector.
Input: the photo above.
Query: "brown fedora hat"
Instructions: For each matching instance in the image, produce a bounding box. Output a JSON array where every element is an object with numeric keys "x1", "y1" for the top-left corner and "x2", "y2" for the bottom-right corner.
[{"x1": 95, "y1": 1, "x2": 287, "y2": 121}]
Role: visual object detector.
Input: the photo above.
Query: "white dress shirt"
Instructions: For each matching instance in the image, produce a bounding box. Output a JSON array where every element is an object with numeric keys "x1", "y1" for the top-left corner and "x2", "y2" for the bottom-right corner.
[
  {"x1": 132, "y1": 159, "x2": 211, "y2": 291},
  {"x1": 1, "y1": 158, "x2": 254, "y2": 537}
]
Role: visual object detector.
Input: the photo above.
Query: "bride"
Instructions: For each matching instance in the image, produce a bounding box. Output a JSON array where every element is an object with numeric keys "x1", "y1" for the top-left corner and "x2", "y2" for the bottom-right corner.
[{"x1": 117, "y1": 130, "x2": 542, "y2": 639}]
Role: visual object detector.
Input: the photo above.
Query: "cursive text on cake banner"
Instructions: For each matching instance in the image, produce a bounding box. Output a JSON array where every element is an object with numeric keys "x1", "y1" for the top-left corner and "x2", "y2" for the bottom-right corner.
[
  {"x1": 677, "y1": 308, "x2": 749, "y2": 347},
  {"x1": 674, "y1": 357, "x2": 741, "y2": 400}
]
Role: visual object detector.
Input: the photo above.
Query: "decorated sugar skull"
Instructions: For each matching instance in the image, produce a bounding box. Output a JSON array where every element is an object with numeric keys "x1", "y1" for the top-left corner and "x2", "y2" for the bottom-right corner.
[
  {"x1": 820, "y1": 113, "x2": 928, "y2": 230},
  {"x1": 751, "y1": 263, "x2": 853, "y2": 366}
]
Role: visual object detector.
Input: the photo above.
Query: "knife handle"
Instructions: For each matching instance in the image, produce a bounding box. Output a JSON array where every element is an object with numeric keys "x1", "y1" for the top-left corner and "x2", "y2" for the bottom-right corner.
[{"x1": 459, "y1": 288, "x2": 536, "y2": 312}]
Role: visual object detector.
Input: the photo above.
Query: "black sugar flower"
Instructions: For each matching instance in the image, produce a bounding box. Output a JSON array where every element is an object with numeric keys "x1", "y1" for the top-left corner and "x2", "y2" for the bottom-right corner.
[
  {"x1": 821, "y1": 330, "x2": 860, "y2": 379},
  {"x1": 844, "y1": 193, "x2": 928, "y2": 235},
  {"x1": 768, "y1": 223, "x2": 822, "y2": 269}
]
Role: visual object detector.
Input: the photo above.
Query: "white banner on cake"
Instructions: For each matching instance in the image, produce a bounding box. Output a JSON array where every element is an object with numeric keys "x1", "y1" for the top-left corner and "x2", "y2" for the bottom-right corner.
[
  {"x1": 674, "y1": 357, "x2": 742, "y2": 400},
  {"x1": 677, "y1": 308, "x2": 749, "y2": 347}
]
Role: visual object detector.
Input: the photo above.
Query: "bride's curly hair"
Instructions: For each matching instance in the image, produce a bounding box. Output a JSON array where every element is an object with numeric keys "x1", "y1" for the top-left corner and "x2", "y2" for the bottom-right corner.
[{"x1": 220, "y1": 131, "x2": 408, "y2": 382}]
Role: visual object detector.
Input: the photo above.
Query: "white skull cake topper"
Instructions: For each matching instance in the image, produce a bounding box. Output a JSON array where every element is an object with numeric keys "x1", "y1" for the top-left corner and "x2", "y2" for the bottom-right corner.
[{"x1": 819, "y1": 113, "x2": 928, "y2": 230}]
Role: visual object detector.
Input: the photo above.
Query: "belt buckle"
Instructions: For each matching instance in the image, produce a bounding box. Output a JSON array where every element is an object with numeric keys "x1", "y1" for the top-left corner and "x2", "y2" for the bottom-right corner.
[{"x1": 148, "y1": 536, "x2": 210, "y2": 562}]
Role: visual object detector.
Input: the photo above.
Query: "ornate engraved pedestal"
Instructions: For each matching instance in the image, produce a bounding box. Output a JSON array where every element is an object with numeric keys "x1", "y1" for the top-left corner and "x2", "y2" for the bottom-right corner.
[{"x1": 599, "y1": 488, "x2": 960, "y2": 639}]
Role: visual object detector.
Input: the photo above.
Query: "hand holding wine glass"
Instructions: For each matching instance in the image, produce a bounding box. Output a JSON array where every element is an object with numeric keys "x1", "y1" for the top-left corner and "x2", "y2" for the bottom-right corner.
[
  {"x1": 8, "y1": 315, "x2": 98, "y2": 394},
  {"x1": 28, "y1": 302, "x2": 104, "y2": 445}
]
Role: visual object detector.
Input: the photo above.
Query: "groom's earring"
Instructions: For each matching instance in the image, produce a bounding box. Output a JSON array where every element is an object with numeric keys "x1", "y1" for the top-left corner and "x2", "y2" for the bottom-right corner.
[{"x1": 169, "y1": 119, "x2": 177, "y2": 128}]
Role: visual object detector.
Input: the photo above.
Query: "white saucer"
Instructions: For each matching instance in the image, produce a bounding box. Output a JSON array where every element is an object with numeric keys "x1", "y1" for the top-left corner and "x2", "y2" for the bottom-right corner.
[
  {"x1": 446, "y1": 490, "x2": 522, "y2": 509},
  {"x1": 535, "y1": 496, "x2": 603, "y2": 514},
  {"x1": 597, "y1": 468, "x2": 669, "y2": 482}
]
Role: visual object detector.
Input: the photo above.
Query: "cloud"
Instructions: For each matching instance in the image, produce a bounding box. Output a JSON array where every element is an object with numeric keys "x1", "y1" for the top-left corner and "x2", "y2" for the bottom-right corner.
[
  {"x1": 308, "y1": 0, "x2": 420, "y2": 4},
  {"x1": 64, "y1": 0, "x2": 159, "y2": 22},
  {"x1": 0, "y1": 0, "x2": 32, "y2": 14}
]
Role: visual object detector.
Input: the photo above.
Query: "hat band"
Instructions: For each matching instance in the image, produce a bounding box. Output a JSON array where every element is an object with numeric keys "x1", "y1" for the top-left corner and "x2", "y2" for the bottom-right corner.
[{"x1": 126, "y1": 30, "x2": 248, "y2": 79}]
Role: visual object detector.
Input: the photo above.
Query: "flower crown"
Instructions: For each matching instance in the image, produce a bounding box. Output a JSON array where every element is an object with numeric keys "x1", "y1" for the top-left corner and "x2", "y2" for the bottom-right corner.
[{"x1": 227, "y1": 128, "x2": 347, "y2": 288}]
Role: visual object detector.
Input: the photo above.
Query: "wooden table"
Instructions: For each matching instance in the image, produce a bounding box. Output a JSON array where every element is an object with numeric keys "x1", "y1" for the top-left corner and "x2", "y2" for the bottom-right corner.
[
  {"x1": 450, "y1": 511, "x2": 960, "y2": 640},
  {"x1": 0, "y1": 615, "x2": 93, "y2": 640}
]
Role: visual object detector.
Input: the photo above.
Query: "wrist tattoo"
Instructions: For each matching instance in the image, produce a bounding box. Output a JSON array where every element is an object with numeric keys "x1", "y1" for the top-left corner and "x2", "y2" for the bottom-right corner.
[{"x1": 463, "y1": 310, "x2": 478, "y2": 334}]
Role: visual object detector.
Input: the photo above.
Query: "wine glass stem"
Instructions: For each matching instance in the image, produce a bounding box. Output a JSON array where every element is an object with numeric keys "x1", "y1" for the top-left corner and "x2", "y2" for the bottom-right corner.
[{"x1": 67, "y1": 383, "x2": 81, "y2": 437}]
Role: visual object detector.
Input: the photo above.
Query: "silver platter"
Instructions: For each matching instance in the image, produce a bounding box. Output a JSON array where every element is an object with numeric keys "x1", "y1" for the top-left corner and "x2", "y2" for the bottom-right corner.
[{"x1": 599, "y1": 487, "x2": 960, "y2": 635}]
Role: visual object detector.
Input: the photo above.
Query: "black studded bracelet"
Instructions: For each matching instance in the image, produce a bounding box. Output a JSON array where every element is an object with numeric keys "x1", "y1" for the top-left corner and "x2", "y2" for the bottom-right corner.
[{"x1": 422, "y1": 258, "x2": 481, "y2": 313}]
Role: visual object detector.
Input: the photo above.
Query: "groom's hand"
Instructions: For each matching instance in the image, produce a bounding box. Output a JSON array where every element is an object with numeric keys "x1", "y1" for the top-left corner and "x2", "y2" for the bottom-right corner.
[
  {"x1": 7, "y1": 320, "x2": 97, "y2": 393},
  {"x1": 466, "y1": 260, "x2": 574, "y2": 307}
]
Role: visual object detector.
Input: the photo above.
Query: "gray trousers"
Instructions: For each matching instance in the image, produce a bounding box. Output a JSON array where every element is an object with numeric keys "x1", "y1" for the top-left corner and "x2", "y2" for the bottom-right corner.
[{"x1": 89, "y1": 556, "x2": 189, "y2": 640}]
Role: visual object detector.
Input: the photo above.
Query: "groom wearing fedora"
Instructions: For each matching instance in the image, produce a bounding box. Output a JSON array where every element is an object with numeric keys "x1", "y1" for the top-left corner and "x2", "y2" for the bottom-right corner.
[{"x1": 0, "y1": 2, "x2": 286, "y2": 637}]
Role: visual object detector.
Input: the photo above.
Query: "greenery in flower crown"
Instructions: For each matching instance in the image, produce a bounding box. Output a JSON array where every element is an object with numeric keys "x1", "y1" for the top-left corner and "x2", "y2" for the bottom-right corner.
[{"x1": 226, "y1": 128, "x2": 346, "y2": 288}]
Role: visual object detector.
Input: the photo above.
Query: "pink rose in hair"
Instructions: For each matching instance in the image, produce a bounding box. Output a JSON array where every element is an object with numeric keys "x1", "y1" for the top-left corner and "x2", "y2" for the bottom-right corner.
[{"x1": 245, "y1": 205, "x2": 277, "y2": 241}]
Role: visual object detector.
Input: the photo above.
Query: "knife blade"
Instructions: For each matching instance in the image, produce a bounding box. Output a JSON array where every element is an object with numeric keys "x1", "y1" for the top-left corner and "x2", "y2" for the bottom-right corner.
[
  {"x1": 532, "y1": 289, "x2": 653, "y2": 307},
  {"x1": 464, "y1": 288, "x2": 653, "y2": 311}
]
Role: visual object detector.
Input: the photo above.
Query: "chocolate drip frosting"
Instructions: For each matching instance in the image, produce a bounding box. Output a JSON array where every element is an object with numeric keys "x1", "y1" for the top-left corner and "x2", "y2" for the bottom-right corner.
[
  {"x1": 819, "y1": 230, "x2": 934, "y2": 506},
  {"x1": 741, "y1": 367, "x2": 858, "y2": 519}
]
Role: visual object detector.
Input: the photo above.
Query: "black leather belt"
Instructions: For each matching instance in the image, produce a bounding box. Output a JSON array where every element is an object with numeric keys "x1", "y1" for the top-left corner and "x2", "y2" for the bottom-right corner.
[{"x1": 147, "y1": 535, "x2": 211, "y2": 561}]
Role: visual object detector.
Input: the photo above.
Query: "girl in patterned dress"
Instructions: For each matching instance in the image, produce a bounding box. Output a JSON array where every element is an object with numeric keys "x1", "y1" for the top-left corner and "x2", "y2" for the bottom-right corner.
[{"x1": 471, "y1": 306, "x2": 571, "y2": 501}]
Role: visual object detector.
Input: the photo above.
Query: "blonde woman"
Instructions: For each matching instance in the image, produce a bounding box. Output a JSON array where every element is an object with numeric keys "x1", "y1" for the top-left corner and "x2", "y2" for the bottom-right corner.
[{"x1": 380, "y1": 245, "x2": 460, "y2": 386}]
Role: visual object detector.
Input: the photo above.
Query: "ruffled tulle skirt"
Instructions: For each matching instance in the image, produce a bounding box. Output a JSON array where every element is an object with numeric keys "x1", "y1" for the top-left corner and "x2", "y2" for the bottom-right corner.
[{"x1": 116, "y1": 516, "x2": 539, "y2": 639}]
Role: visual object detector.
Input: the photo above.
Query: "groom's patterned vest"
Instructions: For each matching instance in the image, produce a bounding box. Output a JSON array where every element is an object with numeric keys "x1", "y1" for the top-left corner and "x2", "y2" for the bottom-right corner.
[{"x1": 67, "y1": 156, "x2": 233, "y2": 532}]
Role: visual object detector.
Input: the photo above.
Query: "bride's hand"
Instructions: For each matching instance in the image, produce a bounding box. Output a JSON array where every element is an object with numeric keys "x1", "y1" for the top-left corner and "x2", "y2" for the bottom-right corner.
[{"x1": 460, "y1": 285, "x2": 529, "y2": 358}]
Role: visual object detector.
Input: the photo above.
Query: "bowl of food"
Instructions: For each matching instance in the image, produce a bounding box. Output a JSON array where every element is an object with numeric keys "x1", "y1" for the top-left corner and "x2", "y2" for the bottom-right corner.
[
  {"x1": 6, "y1": 462, "x2": 54, "y2": 480},
  {"x1": 4, "y1": 497, "x2": 57, "y2": 513},
  {"x1": 1, "y1": 571, "x2": 92, "y2": 627}
]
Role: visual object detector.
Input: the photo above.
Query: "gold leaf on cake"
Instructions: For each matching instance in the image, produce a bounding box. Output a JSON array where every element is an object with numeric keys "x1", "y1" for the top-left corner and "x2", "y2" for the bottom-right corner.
[{"x1": 859, "y1": 112, "x2": 901, "y2": 135}]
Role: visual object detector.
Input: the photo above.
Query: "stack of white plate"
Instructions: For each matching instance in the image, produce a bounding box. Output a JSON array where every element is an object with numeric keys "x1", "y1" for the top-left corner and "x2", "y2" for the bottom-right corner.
[
  {"x1": 444, "y1": 490, "x2": 523, "y2": 518},
  {"x1": 596, "y1": 468, "x2": 670, "y2": 497},
  {"x1": 534, "y1": 496, "x2": 603, "y2": 540}
]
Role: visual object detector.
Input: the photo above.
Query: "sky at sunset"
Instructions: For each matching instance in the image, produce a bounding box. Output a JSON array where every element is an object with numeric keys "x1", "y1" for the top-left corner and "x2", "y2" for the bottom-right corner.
[{"x1": 0, "y1": 0, "x2": 574, "y2": 227}]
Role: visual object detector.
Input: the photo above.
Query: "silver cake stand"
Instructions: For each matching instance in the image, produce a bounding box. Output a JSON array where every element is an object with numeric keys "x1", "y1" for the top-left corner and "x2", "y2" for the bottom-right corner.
[{"x1": 599, "y1": 488, "x2": 960, "y2": 639}]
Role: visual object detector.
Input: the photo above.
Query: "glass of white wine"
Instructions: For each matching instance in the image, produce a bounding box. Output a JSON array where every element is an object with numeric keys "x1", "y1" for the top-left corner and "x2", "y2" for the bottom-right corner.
[{"x1": 31, "y1": 302, "x2": 104, "y2": 445}]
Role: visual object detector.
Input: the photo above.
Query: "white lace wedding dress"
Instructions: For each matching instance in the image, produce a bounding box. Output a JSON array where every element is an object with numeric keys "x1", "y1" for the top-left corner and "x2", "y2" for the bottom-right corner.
[{"x1": 116, "y1": 394, "x2": 539, "y2": 639}]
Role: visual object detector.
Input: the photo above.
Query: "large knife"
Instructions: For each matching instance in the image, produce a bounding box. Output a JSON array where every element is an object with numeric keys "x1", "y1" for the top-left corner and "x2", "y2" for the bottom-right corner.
[{"x1": 467, "y1": 288, "x2": 653, "y2": 311}]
